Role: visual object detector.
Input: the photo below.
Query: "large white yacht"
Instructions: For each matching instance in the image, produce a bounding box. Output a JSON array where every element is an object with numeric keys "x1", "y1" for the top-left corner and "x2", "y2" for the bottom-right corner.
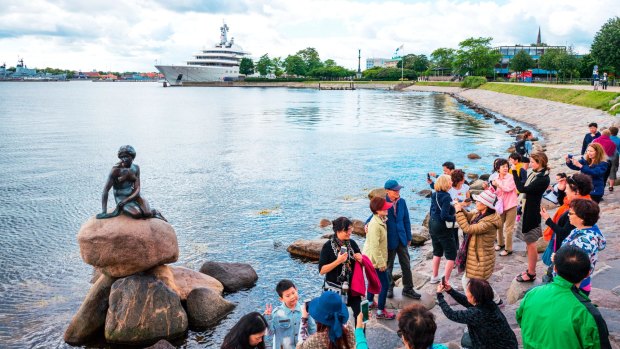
[{"x1": 155, "y1": 23, "x2": 249, "y2": 85}]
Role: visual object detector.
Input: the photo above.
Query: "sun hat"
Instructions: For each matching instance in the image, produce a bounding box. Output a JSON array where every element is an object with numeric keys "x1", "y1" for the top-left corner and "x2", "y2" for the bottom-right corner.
[
  {"x1": 384, "y1": 179, "x2": 403, "y2": 191},
  {"x1": 307, "y1": 291, "x2": 349, "y2": 343},
  {"x1": 472, "y1": 189, "x2": 497, "y2": 210}
]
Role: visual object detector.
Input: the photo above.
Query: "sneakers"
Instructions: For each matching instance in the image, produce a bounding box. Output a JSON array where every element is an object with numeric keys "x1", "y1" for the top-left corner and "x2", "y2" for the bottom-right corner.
[
  {"x1": 387, "y1": 288, "x2": 394, "y2": 298},
  {"x1": 429, "y1": 275, "x2": 442, "y2": 284},
  {"x1": 369, "y1": 301, "x2": 378, "y2": 310},
  {"x1": 402, "y1": 289, "x2": 422, "y2": 300},
  {"x1": 376, "y1": 310, "x2": 396, "y2": 320}
]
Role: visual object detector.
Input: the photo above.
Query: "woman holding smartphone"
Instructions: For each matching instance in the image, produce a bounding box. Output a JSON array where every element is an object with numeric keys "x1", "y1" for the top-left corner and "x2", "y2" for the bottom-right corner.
[{"x1": 319, "y1": 217, "x2": 363, "y2": 325}]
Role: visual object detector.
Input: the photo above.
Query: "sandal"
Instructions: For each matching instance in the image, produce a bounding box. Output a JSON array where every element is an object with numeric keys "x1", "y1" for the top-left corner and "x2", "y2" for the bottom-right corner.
[
  {"x1": 494, "y1": 245, "x2": 505, "y2": 251},
  {"x1": 609, "y1": 186, "x2": 614, "y2": 192},
  {"x1": 516, "y1": 271, "x2": 536, "y2": 282},
  {"x1": 500, "y1": 250, "x2": 513, "y2": 256}
]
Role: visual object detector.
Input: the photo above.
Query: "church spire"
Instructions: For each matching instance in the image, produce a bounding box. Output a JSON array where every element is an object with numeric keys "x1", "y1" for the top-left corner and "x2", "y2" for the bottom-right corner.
[{"x1": 537, "y1": 26, "x2": 541, "y2": 45}]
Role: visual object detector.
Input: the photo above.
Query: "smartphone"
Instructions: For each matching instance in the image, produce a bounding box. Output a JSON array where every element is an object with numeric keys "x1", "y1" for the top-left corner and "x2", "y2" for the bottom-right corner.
[
  {"x1": 340, "y1": 246, "x2": 347, "y2": 255},
  {"x1": 360, "y1": 300, "x2": 369, "y2": 323},
  {"x1": 567, "y1": 154, "x2": 573, "y2": 159},
  {"x1": 464, "y1": 198, "x2": 472, "y2": 203},
  {"x1": 441, "y1": 276, "x2": 446, "y2": 287},
  {"x1": 427, "y1": 173, "x2": 431, "y2": 180}
]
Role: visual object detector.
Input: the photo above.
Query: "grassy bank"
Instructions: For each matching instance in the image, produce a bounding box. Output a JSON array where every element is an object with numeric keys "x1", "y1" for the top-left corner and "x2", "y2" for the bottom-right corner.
[{"x1": 480, "y1": 83, "x2": 620, "y2": 115}]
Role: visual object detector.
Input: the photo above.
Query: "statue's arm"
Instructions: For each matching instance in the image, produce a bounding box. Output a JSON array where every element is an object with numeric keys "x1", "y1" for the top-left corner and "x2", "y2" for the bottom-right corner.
[{"x1": 101, "y1": 171, "x2": 115, "y2": 213}]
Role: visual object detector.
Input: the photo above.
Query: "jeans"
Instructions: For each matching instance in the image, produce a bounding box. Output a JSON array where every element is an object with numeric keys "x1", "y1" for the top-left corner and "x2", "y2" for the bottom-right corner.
[
  {"x1": 387, "y1": 243, "x2": 413, "y2": 291},
  {"x1": 368, "y1": 269, "x2": 389, "y2": 310}
]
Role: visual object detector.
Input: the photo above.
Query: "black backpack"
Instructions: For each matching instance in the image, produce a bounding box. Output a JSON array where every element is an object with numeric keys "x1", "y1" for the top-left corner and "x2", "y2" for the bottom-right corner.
[{"x1": 514, "y1": 139, "x2": 527, "y2": 156}]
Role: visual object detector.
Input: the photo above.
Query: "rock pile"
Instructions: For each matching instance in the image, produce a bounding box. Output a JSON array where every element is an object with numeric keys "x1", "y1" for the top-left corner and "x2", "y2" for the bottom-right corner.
[{"x1": 64, "y1": 214, "x2": 250, "y2": 346}]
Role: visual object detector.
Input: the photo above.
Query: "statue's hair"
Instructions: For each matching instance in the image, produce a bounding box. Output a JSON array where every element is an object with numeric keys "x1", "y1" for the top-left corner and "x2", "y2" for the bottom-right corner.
[{"x1": 117, "y1": 145, "x2": 136, "y2": 159}]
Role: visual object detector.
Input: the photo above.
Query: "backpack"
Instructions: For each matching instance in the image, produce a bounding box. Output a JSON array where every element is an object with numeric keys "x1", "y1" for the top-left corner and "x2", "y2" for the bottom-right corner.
[{"x1": 514, "y1": 139, "x2": 527, "y2": 156}]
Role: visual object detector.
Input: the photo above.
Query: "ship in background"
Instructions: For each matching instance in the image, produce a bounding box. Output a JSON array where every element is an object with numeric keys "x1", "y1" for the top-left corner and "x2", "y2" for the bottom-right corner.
[
  {"x1": 0, "y1": 59, "x2": 67, "y2": 81},
  {"x1": 155, "y1": 23, "x2": 250, "y2": 86}
]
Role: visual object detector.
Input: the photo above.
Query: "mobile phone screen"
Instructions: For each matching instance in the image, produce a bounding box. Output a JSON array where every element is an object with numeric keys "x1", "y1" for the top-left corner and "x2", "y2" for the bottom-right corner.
[{"x1": 361, "y1": 300, "x2": 369, "y2": 323}]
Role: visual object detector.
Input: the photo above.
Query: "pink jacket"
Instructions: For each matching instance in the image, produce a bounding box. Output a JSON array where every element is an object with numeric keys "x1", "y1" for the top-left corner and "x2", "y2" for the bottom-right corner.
[
  {"x1": 351, "y1": 255, "x2": 381, "y2": 297},
  {"x1": 593, "y1": 135, "x2": 617, "y2": 157},
  {"x1": 494, "y1": 175, "x2": 518, "y2": 210}
]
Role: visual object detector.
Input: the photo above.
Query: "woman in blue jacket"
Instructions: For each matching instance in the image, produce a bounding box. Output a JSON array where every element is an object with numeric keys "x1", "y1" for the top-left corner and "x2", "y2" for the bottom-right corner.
[
  {"x1": 429, "y1": 175, "x2": 457, "y2": 288},
  {"x1": 566, "y1": 143, "x2": 608, "y2": 203}
]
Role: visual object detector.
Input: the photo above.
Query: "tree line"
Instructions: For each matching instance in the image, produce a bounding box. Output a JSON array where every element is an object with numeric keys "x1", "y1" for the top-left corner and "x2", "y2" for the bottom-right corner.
[{"x1": 240, "y1": 47, "x2": 356, "y2": 79}]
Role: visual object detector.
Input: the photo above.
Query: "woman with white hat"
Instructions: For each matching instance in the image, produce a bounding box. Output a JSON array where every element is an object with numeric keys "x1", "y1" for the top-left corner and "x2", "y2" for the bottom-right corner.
[{"x1": 454, "y1": 189, "x2": 503, "y2": 304}]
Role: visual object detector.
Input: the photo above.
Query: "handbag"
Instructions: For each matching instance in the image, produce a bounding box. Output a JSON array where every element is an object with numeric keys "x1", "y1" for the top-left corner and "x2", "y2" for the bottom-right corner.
[
  {"x1": 455, "y1": 233, "x2": 471, "y2": 274},
  {"x1": 435, "y1": 193, "x2": 456, "y2": 228},
  {"x1": 542, "y1": 234, "x2": 555, "y2": 266}
]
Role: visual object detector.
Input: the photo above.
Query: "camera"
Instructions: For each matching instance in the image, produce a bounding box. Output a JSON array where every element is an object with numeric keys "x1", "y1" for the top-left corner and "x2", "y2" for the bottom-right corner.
[{"x1": 567, "y1": 154, "x2": 573, "y2": 159}]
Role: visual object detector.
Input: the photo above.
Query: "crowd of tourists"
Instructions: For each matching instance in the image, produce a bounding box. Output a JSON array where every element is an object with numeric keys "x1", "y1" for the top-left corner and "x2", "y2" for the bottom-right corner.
[{"x1": 219, "y1": 122, "x2": 616, "y2": 349}]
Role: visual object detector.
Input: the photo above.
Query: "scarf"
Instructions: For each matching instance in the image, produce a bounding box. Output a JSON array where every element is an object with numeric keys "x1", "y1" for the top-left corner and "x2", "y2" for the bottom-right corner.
[
  {"x1": 543, "y1": 194, "x2": 591, "y2": 241},
  {"x1": 330, "y1": 237, "x2": 354, "y2": 282}
]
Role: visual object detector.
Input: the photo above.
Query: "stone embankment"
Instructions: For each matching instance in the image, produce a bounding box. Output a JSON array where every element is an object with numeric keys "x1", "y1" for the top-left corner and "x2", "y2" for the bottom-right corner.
[{"x1": 64, "y1": 214, "x2": 258, "y2": 346}]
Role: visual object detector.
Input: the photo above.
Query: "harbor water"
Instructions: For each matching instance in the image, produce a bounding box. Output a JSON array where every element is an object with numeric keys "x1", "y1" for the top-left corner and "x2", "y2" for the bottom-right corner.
[{"x1": 0, "y1": 81, "x2": 516, "y2": 348}]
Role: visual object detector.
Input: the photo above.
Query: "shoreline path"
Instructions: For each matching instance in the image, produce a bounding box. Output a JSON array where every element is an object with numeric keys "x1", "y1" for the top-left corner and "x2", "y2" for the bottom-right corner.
[{"x1": 363, "y1": 85, "x2": 620, "y2": 348}]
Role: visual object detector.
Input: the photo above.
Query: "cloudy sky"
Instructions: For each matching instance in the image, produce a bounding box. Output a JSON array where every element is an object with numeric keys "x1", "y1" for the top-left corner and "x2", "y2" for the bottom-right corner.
[{"x1": 1, "y1": 0, "x2": 618, "y2": 72}]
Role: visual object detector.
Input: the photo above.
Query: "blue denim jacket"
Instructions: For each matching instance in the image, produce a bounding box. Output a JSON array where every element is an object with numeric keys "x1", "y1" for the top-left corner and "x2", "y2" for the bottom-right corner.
[{"x1": 265, "y1": 303, "x2": 316, "y2": 349}]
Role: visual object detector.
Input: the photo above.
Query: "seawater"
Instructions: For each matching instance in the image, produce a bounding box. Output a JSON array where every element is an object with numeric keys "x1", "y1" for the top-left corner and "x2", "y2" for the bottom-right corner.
[{"x1": 0, "y1": 82, "x2": 515, "y2": 348}]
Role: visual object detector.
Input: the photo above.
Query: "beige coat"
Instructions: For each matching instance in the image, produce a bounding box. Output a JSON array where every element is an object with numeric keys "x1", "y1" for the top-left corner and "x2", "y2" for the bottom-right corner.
[
  {"x1": 456, "y1": 210, "x2": 502, "y2": 280},
  {"x1": 363, "y1": 214, "x2": 388, "y2": 269}
]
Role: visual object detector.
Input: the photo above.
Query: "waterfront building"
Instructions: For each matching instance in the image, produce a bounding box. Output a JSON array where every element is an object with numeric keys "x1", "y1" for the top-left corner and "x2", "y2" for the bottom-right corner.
[{"x1": 494, "y1": 27, "x2": 566, "y2": 76}]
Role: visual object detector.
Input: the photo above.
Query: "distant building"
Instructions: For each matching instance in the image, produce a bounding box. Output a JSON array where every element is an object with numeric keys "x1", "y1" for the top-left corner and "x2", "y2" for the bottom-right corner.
[
  {"x1": 366, "y1": 58, "x2": 389, "y2": 69},
  {"x1": 494, "y1": 27, "x2": 566, "y2": 76}
]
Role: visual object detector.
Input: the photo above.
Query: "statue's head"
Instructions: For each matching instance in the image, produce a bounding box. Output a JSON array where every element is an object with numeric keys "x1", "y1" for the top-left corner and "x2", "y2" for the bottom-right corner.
[{"x1": 117, "y1": 145, "x2": 136, "y2": 159}]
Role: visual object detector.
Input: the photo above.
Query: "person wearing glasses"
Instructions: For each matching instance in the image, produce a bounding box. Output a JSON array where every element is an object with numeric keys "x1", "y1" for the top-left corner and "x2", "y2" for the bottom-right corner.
[
  {"x1": 319, "y1": 217, "x2": 363, "y2": 324},
  {"x1": 540, "y1": 174, "x2": 593, "y2": 282},
  {"x1": 396, "y1": 304, "x2": 448, "y2": 349},
  {"x1": 221, "y1": 312, "x2": 268, "y2": 349},
  {"x1": 560, "y1": 199, "x2": 606, "y2": 296}
]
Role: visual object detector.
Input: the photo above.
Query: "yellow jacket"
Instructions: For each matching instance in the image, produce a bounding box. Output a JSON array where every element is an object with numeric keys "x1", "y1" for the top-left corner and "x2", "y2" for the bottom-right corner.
[
  {"x1": 456, "y1": 210, "x2": 502, "y2": 280},
  {"x1": 363, "y1": 214, "x2": 388, "y2": 269}
]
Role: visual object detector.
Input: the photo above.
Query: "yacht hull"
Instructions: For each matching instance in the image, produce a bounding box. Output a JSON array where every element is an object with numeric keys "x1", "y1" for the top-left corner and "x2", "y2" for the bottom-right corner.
[{"x1": 155, "y1": 65, "x2": 240, "y2": 85}]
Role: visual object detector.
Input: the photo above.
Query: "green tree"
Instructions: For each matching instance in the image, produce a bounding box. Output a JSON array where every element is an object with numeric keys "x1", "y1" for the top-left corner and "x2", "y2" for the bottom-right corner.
[
  {"x1": 510, "y1": 49, "x2": 535, "y2": 78},
  {"x1": 397, "y1": 54, "x2": 429, "y2": 72},
  {"x1": 577, "y1": 53, "x2": 596, "y2": 79},
  {"x1": 430, "y1": 48, "x2": 455, "y2": 74},
  {"x1": 453, "y1": 37, "x2": 501, "y2": 77},
  {"x1": 324, "y1": 59, "x2": 336, "y2": 67},
  {"x1": 591, "y1": 17, "x2": 620, "y2": 75},
  {"x1": 271, "y1": 57, "x2": 284, "y2": 77},
  {"x1": 555, "y1": 48, "x2": 579, "y2": 80},
  {"x1": 296, "y1": 47, "x2": 323, "y2": 72},
  {"x1": 284, "y1": 54, "x2": 306, "y2": 76},
  {"x1": 256, "y1": 54, "x2": 272, "y2": 76},
  {"x1": 539, "y1": 48, "x2": 562, "y2": 81},
  {"x1": 239, "y1": 57, "x2": 254, "y2": 75}
]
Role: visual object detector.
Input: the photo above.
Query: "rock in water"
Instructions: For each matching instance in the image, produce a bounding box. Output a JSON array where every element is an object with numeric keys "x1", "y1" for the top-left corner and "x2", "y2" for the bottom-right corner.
[
  {"x1": 78, "y1": 215, "x2": 179, "y2": 278},
  {"x1": 186, "y1": 288, "x2": 236, "y2": 329},
  {"x1": 319, "y1": 218, "x2": 332, "y2": 228},
  {"x1": 417, "y1": 189, "x2": 432, "y2": 198},
  {"x1": 105, "y1": 274, "x2": 188, "y2": 345},
  {"x1": 351, "y1": 219, "x2": 366, "y2": 237},
  {"x1": 367, "y1": 188, "x2": 386, "y2": 200},
  {"x1": 287, "y1": 239, "x2": 328, "y2": 261},
  {"x1": 199, "y1": 262, "x2": 258, "y2": 292},
  {"x1": 411, "y1": 225, "x2": 430, "y2": 246},
  {"x1": 64, "y1": 274, "x2": 115, "y2": 345},
  {"x1": 168, "y1": 265, "x2": 224, "y2": 299},
  {"x1": 467, "y1": 153, "x2": 481, "y2": 160},
  {"x1": 144, "y1": 340, "x2": 176, "y2": 349}
]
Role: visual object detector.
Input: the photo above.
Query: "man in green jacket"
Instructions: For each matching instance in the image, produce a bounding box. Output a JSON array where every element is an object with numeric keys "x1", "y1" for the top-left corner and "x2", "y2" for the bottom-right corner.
[{"x1": 516, "y1": 245, "x2": 610, "y2": 349}]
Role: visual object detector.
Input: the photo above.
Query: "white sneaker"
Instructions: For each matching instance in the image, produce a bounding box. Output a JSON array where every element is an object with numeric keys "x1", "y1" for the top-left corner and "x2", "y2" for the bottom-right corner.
[{"x1": 429, "y1": 275, "x2": 442, "y2": 284}]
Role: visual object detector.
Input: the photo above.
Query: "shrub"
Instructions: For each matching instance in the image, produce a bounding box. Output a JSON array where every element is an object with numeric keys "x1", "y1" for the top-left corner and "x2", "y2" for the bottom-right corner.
[
  {"x1": 244, "y1": 77, "x2": 318, "y2": 82},
  {"x1": 461, "y1": 76, "x2": 487, "y2": 88}
]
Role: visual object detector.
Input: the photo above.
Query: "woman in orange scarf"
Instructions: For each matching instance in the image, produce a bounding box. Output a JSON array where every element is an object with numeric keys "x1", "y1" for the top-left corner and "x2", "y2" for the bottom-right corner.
[{"x1": 540, "y1": 173, "x2": 593, "y2": 253}]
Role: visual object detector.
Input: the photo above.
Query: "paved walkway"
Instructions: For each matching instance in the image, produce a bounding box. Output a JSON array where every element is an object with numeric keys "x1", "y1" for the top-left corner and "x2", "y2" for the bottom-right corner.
[{"x1": 363, "y1": 85, "x2": 620, "y2": 348}]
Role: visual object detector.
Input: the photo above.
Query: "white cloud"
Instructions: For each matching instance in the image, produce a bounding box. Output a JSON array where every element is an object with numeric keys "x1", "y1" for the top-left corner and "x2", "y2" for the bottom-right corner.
[{"x1": 0, "y1": 0, "x2": 617, "y2": 71}]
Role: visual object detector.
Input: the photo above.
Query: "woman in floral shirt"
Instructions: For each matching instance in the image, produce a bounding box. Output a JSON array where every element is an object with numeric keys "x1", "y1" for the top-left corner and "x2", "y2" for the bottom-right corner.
[{"x1": 561, "y1": 199, "x2": 606, "y2": 295}]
